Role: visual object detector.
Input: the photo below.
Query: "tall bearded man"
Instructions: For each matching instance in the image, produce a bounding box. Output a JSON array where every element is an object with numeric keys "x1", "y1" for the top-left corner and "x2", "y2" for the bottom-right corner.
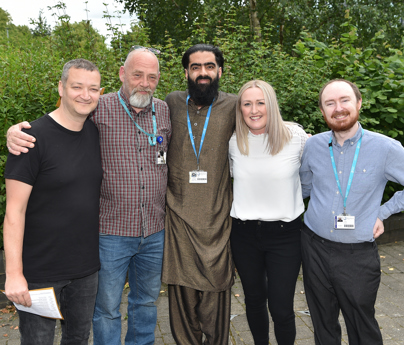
[
  {"x1": 162, "y1": 44, "x2": 236, "y2": 345},
  {"x1": 300, "y1": 79, "x2": 404, "y2": 345}
]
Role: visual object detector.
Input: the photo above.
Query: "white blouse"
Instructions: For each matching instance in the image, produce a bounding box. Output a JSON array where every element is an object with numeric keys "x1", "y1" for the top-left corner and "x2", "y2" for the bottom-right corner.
[{"x1": 229, "y1": 124, "x2": 307, "y2": 222}]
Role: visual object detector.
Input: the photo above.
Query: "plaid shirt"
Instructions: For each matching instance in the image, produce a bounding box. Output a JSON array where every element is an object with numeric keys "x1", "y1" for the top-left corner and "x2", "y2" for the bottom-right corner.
[{"x1": 91, "y1": 87, "x2": 171, "y2": 237}]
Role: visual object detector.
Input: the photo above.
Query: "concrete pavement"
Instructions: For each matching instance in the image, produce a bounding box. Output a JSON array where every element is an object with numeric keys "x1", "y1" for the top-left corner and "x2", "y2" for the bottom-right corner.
[{"x1": 0, "y1": 241, "x2": 403, "y2": 344}]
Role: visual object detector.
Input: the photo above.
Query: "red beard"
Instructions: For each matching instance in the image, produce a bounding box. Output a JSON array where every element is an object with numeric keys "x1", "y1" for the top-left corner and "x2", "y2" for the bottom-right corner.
[{"x1": 323, "y1": 110, "x2": 359, "y2": 132}]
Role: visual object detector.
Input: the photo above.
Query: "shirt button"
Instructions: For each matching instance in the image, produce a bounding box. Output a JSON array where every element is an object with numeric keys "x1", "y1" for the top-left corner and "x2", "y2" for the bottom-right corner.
[
  {"x1": 142, "y1": 186, "x2": 145, "y2": 189},
  {"x1": 139, "y1": 149, "x2": 141, "y2": 152},
  {"x1": 336, "y1": 191, "x2": 339, "y2": 194},
  {"x1": 140, "y1": 167, "x2": 143, "y2": 171},
  {"x1": 351, "y1": 142, "x2": 354, "y2": 145},
  {"x1": 194, "y1": 123, "x2": 197, "y2": 126},
  {"x1": 138, "y1": 131, "x2": 141, "y2": 134},
  {"x1": 197, "y1": 111, "x2": 200, "y2": 114},
  {"x1": 142, "y1": 204, "x2": 144, "y2": 207},
  {"x1": 341, "y1": 152, "x2": 344, "y2": 154},
  {"x1": 332, "y1": 211, "x2": 335, "y2": 214},
  {"x1": 339, "y1": 171, "x2": 342, "y2": 174},
  {"x1": 363, "y1": 169, "x2": 366, "y2": 172},
  {"x1": 331, "y1": 230, "x2": 333, "y2": 233},
  {"x1": 257, "y1": 221, "x2": 261, "y2": 225}
]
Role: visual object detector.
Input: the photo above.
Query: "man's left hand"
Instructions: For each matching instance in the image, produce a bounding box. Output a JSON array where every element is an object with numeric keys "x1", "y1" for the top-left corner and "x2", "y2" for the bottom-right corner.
[{"x1": 373, "y1": 218, "x2": 384, "y2": 239}]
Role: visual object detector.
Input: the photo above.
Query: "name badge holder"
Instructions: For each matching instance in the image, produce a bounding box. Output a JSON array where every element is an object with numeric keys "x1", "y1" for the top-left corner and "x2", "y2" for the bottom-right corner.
[
  {"x1": 334, "y1": 215, "x2": 355, "y2": 229},
  {"x1": 156, "y1": 136, "x2": 166, "y2": 165},
  {"x1": 189, "y1": 171, "x2": 208, "y2": 183},
  {"x1": 329, "y1": 129, "x2": 364, "y2": 230},
  {"x1": 118, "y1": 91, "x2": 166, "y2": 165},
  {"x1": 186, "y1": 95, "x2": 214, "y2": 184}
]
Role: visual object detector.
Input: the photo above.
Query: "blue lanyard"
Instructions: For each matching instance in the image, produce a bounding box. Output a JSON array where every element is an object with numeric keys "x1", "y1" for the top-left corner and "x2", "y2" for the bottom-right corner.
[
  {"x1": 329, "y1": 129, "x2": 364, "y2": 214},
  {"x1": 118, "y1": 90, "x2": 157, "y2": 146},
  {"x1": 186, "y1": 95, "x2": 214, "y2": 169}
]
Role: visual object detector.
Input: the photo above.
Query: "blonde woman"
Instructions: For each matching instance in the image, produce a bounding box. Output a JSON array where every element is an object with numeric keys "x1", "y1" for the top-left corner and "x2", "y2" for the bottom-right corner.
[{"x1": 229, "y1": 80, "x2": 307, "y2": 345}]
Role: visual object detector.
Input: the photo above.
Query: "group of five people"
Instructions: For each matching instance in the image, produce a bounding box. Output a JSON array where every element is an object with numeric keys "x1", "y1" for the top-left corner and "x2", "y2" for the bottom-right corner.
[{"x1": 5, "y1": 43, "x2": 404, "y2": 345}]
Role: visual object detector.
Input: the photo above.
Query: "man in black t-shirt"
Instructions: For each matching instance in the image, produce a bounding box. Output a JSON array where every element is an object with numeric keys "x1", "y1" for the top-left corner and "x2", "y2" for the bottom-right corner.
[{"x1": 3, "y1": 59, "x2": 103, "y2": 345}]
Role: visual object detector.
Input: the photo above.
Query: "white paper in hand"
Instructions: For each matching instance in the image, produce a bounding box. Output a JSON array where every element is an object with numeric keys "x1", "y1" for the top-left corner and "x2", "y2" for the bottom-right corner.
[{"x1": 4, "y1": 287, "x2": 63, "y2": 319}]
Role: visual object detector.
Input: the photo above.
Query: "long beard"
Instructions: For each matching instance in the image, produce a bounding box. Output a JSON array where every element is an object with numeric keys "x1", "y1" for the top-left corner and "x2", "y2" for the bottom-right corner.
[
  {"x1": 129, "y1": 87, "x2": 153, "y2": 108},
  {"x1": 323, "y1": 110, "x2": 359, "y2": 132},
  {"x1": 188, "y1": 74, "x2": 219, "y2": 106}
]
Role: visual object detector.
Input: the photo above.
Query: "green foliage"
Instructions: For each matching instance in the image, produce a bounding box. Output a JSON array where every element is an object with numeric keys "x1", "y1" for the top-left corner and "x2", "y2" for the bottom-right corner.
[
  {"x1": 0, "y1": 4, "x2": 126, "y2": 248},
  {"x1": 293, "y1": 15, "x2": 404, "y2": 203},
  {"x1": 116, "y1": 0, "x2": 404, "y2": 54},
  {"x1": 30, "y1": 10, "x2": 52, "y2": 37},
  {"x1": 0, "y1": 7, "x2": 31, "y2": 41},
  {"x1": 1, "y1": 3, "x2": 404, "y2": 247},
  {"x1": 294, "y1": 18, "x2": 404, "y2": 139},
  {"x1": 173, "y1": 16, "x2": 330, "y2": 133}
]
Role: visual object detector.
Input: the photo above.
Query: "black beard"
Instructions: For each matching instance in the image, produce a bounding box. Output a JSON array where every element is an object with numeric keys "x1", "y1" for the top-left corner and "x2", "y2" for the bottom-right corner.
[{"x1": 187, "y1": 74, "x2": 219, "y2": 106}]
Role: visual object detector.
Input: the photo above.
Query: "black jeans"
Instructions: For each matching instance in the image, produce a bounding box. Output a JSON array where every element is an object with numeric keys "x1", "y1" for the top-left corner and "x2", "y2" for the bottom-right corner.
[
  {"x1": 301, "y1": 224, "x2": 383, "y2": 345},
  {"x1": 18, "y1": 271, "x2": 98, "y2": 345},
  {"x1": 230, "y1": 217, "x2": 302, "y2": 345}
]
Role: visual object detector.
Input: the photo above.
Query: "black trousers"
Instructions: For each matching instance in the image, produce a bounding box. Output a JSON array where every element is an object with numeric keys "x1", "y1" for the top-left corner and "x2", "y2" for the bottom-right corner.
[
  {"x1": 230, "y1": 217, "x2": 302, "y2": 345},
  {"x1": 301, "y1": 224, "x2": 383, "y2": 345},
  {"x1": 19, "y1": 272, "x2": 98, "y2": 345}
]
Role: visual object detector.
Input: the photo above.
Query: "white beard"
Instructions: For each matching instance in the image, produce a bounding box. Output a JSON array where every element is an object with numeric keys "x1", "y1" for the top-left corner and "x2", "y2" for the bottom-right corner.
[{"x1": 129, "y1": 90, "x2": 152, "y2": 108}]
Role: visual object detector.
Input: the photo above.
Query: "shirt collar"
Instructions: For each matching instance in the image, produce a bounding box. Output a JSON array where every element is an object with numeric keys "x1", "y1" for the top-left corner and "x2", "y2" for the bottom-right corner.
[
  {"x1": 118, "y1": 86, "x2": 153, "y2": 115},
  {"x1": 331, "y1": 122, "x2": 363, "y2": 147}
]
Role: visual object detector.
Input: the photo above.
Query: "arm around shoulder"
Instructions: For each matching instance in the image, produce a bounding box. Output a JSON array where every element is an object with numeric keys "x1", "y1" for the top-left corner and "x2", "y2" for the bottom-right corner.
[{"x1": 7, "y1": 122, "x2": 36, "y2": 155}]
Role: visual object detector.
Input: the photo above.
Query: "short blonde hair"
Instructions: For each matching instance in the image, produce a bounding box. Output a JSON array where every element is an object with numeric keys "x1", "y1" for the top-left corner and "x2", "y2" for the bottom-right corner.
[{"x1": 236, "y1": 80, "x2": 291, "y2": 155}]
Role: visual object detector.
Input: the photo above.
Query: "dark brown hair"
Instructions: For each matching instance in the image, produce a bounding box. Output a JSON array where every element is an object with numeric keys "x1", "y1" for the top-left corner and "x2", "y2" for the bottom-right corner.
[{"x1": 318, "y1": 79, "x2": 362, "y2": 110}]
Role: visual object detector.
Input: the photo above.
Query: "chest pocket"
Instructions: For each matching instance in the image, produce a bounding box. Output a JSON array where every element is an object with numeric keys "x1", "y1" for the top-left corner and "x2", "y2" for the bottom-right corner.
[{"x1": 350, "y1": 165, "x2": 375, "y2": 194}]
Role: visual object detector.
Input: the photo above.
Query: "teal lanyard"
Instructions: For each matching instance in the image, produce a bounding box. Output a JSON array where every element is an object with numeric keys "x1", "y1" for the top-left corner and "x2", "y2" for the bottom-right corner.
[
  {"x1": 186, "y1": 95, "x2": 214, "y2": 170},
  {"x1": 329, "y1": 129, "x2": 364, "y2": 214},
  {"x1": 118, "y1": 90, "x2": 157, "y2": 146}
]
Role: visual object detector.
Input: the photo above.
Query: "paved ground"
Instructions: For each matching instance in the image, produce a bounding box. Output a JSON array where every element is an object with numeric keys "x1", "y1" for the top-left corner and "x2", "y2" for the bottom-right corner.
[{"x1": 0, "y1": 241, "x2": 403, "y2": 344}]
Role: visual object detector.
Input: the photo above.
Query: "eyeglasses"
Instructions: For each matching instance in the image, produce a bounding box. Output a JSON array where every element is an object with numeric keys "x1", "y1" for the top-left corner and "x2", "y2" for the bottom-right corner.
[{"x1": 129, "y1": 45, "x2": 161, "y2": 55}]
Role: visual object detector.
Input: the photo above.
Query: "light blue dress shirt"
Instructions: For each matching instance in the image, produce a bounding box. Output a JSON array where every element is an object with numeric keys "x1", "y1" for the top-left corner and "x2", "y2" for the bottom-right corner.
[{"x1": 300, "y1": 123, "x2": 404, "y2": 243}]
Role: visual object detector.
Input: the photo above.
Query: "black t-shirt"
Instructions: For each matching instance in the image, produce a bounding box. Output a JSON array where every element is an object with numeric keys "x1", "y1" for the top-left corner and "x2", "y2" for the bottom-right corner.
[{"x1": 5, "y1": 114, "x2": 103, "y2": 282}]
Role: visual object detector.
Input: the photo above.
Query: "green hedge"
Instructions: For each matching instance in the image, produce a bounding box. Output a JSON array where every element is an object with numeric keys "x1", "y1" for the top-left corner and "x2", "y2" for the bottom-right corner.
[{"x1": 1, "y1": 15, "x2": 404, "y2": 247}]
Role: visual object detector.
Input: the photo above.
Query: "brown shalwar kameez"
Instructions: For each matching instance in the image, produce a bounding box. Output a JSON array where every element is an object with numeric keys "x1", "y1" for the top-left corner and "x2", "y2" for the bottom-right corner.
[{"x1": 162, "y1": 90, "x2": 236, "y2": 344}]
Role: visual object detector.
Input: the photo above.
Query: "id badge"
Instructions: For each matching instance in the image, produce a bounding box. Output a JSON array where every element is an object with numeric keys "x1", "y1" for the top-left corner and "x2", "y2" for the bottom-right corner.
[
  {"x1": 156, "y1": 151, "x2": 166, "y2": 165},
  {"x1": 189, "y1": 170, "x2": 207, "y2": 183},
  {"x1": 334, "y1": 215, "x2": 355, "y2": 229}
]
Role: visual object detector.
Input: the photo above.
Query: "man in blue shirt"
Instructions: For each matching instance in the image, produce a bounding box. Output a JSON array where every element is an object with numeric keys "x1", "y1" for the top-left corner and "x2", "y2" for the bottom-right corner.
[{"x1": 300, "y1": 79, "x2": 404, "y2": 345}]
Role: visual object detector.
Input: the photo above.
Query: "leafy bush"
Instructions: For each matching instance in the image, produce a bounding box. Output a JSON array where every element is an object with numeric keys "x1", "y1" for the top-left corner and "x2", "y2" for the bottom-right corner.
[{"x1": 1, "y1": 7, "x2": 404, "y2": 247}]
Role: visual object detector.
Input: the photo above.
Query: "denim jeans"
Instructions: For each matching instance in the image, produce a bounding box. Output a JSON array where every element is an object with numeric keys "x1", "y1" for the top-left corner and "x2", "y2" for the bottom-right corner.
[
  {"x1": 92, "y1": 230, "x2": 164, "y2": 345},
  {"x1": 18, "y1": 271, "x2": 98, "y2": 345}
]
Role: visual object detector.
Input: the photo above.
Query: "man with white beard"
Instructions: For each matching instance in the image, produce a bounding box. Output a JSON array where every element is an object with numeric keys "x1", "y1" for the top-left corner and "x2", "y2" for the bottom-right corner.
[{"x1": 6, "y1": 47, "x2": 171, "y2": 345}]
